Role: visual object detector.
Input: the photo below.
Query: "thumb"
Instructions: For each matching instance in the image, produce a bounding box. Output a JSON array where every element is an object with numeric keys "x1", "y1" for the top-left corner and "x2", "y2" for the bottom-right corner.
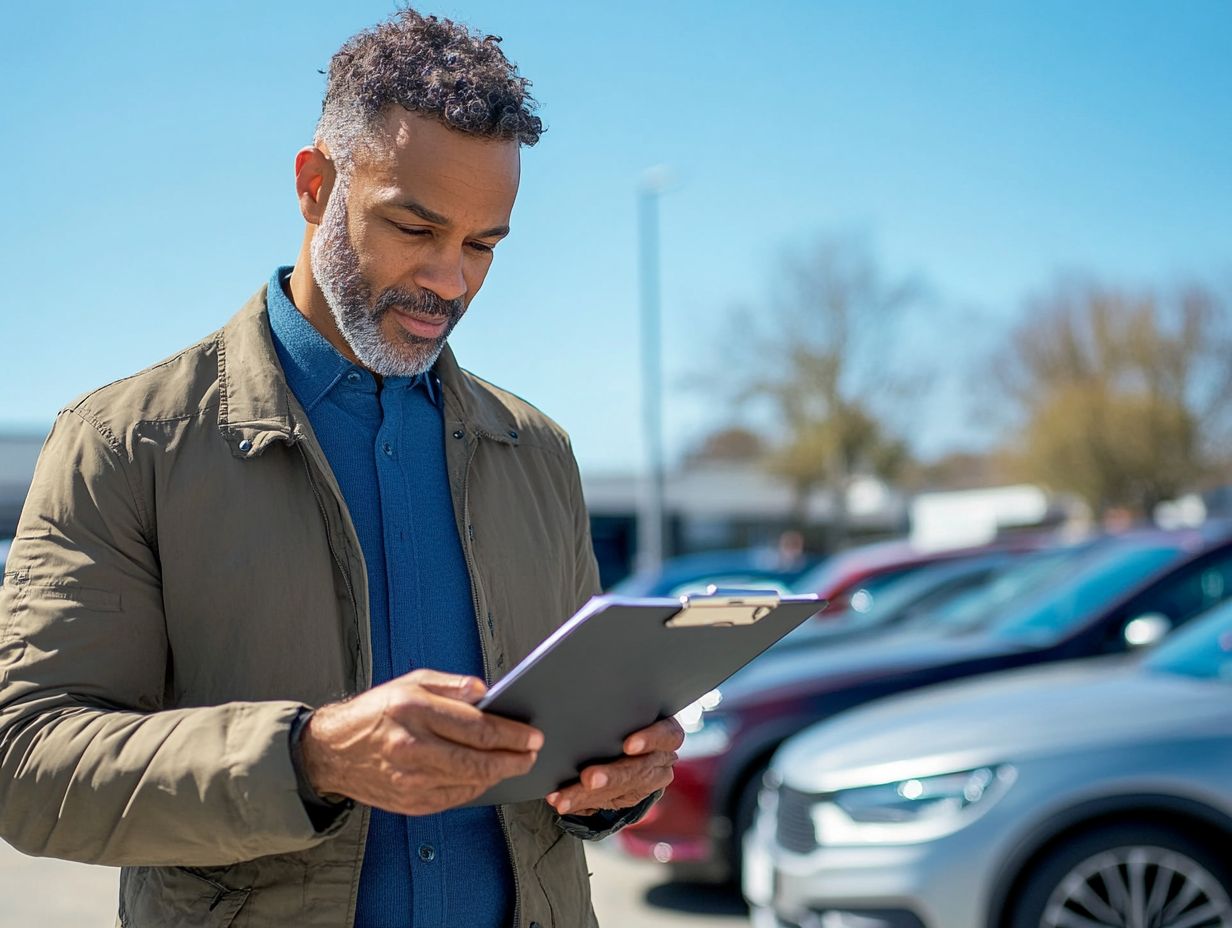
[{"x1": 413, "y1": 670, "x2": 488, "y2": 704}]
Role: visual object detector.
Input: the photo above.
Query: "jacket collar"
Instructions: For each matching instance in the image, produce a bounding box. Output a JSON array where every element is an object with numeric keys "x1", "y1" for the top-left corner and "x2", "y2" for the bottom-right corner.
[
  {"x1": 217, "y1": 285, "x2": 299, "y2": 458},
  {"x1": 217, "y1": 284, "x2": 520, "y2": 458},
  {"x1": 433, "y1": 344, "x2": 520, "y2": 447}
]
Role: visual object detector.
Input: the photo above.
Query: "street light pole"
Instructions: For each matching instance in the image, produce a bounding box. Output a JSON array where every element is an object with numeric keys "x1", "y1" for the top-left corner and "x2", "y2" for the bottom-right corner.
[{"x1": 637, "y1": 168, "x2": 669, "y2": 573}]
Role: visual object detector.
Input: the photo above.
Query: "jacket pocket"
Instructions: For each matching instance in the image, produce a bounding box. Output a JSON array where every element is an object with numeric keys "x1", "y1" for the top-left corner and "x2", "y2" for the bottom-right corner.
[
  {"x1": 118, "y1": 865, "x2": 251, "y2": 928},
  {"x1": 532, "y1": 833, "x2": 595, "y2": 928},
  {"x1": 1, "y1": 579, "x2": 123, "y2": 648},
  {"x1": 11, "y1": 579, "x2": 122, "y2": 612}
]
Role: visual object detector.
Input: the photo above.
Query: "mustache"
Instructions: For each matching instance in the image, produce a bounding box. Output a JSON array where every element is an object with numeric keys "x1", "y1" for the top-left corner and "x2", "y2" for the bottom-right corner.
[{"x1": 372, "y1": 287, "x2": 464, "y2": 320}]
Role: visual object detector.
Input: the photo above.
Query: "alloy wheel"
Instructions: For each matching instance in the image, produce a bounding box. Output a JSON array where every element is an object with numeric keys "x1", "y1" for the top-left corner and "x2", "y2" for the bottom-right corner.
[{"x1": 1042, "y1": 845, "x2": 1232, "y2": 928}]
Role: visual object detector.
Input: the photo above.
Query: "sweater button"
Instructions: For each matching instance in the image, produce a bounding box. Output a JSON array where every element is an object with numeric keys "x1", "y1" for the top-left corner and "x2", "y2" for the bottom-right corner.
[{"x1": 418, "y1": 844, "x2": 436, "y2": 862}]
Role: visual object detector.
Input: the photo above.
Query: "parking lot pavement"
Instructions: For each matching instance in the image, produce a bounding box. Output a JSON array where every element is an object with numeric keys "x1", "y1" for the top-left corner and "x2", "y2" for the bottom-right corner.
[
  {"x1": 0, "y1": 840, "x2": 117, "y2": 927},
  {"x1": 587, "y1": 838, "x2": 749, "y2": 928},
  {"x1": 0, "y1": 835, "x2": 746, "y2": 927}
]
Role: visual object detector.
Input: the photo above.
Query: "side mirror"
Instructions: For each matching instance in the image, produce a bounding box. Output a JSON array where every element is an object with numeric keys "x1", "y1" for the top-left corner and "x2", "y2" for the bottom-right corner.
[{"x1": 1124, "y1": 613, "x2": 1172, "y2": 649}]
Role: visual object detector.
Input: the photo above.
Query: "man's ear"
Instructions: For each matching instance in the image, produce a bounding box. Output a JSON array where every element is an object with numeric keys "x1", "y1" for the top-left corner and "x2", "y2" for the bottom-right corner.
[{"x1": 295, "y1": 146, "x2": 336, "y2": 225}]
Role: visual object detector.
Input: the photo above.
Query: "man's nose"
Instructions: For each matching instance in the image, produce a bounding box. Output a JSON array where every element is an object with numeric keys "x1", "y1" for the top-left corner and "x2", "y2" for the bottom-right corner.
[{"x1": 413, "y1": 245, "x2": 467, "y2": 304}]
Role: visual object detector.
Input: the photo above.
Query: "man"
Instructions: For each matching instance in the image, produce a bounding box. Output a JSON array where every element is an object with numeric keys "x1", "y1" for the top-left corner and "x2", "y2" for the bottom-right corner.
[{"x1": 0, "y1": 10, "x2": 681, "y2": 927}]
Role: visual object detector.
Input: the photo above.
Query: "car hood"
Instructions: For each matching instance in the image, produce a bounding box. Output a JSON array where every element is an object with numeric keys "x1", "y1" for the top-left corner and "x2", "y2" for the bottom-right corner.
[
  {"x1": 775, "y1": 660, "x2": 1232, "y2": 792},
  {"x1": 718, "y1": 629, "x2": 1027, "y2": 704}
]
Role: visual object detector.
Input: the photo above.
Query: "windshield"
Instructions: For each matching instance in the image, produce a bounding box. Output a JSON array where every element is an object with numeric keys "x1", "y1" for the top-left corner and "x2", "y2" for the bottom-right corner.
[
  {"x1": 988, "y1": 543, "x2": 1183, "y2": 643},
  {"x1": 1144, "y1": 601, "x2": 1232, "y2": 682},
  {"x1": 830, "y1": 558, "x2": 1004, "y2": 632},
  {"x1": 900, "y1": 547, "x2": 1084, "y2": 634}
]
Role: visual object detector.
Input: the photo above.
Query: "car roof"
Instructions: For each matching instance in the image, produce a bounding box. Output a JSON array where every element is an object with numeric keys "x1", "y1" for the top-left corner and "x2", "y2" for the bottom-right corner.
[
  {"x1": 795, "y1": 533, "x2": 1063, "y2": 597},
  {"x1": 797, "y1": 526, "x2": 1219, "y2": 600}
]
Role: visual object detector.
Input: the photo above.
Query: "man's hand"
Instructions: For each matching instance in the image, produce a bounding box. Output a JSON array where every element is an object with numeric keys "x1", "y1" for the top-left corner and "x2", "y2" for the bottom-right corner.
[
  {"x1": 299, "y1": 670, "x2": 543, "y2": 816},
  {"x1": 545, "y1": 717, "x2": 684, "y2": 816}
]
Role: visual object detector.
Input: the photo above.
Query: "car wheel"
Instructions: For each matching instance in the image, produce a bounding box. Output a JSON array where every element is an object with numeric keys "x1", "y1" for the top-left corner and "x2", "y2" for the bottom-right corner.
[{"x1": 1009, "y1": 823, "x2": 1232, "y2": 928}]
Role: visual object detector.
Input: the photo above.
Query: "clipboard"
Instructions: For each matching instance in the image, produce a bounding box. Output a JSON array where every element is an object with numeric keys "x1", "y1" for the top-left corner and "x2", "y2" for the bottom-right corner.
[{"x1": 467, "y1": 589, "x2": 826, "y2": 806}]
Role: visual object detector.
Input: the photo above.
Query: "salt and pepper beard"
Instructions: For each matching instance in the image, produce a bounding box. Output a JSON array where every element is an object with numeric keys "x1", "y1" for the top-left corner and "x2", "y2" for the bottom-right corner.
[{"x1": 310, "y1": 174, "x2": 465, "y2": 378}]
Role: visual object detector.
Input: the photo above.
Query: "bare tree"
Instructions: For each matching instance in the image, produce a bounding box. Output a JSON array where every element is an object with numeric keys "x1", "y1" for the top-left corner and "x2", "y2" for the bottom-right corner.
[
  {"x1": 706, "y1": 235, "x2": 925, "y2": 546},
  {"x1": 994, "y1": 277, "x2": 1232, "y2": 516},
  {"x1": 681, "y1": 426, "x2": 766, "y2": 468}
]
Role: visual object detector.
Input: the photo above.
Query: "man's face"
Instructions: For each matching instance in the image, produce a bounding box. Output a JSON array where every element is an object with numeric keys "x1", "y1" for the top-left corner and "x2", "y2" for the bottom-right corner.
[{"x1": 310, "y1": 109, "x2": 520, "y2": 377}]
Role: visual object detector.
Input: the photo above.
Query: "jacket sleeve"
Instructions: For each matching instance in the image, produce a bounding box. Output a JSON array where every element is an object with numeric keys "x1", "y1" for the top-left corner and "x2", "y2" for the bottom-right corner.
[{"x1": 0, "y1": 409, "x2": 348, "y2": 867}]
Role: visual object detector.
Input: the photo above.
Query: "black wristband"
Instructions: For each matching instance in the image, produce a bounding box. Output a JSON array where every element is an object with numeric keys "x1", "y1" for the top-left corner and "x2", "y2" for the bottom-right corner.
[{"x1": 289, "y1": 707, "x2": 352, "y2": 829}]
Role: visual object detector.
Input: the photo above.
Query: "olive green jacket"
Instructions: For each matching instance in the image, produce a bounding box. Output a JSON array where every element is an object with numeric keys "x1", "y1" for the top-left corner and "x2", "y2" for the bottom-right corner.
[{"x1": 0, "y1": 286, "x2": 609, "y2": 927}]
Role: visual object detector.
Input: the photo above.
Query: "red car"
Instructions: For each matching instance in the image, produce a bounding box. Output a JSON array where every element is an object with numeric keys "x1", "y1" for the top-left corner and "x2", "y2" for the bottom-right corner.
[{"x1": 617, "y1": 534, "x2": 1055, "y2": 881}]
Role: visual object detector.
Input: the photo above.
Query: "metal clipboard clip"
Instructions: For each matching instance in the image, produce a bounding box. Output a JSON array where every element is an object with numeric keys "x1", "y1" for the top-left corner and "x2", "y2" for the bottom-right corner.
[{"x1": 664, "y1": 586, "x2": 782, "y2": 628}]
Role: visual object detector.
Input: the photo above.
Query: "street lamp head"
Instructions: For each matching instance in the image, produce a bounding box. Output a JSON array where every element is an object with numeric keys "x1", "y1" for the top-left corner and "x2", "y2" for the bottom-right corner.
[{"x1": 639, "y1": 165, "x2": 675, "y2": 195}]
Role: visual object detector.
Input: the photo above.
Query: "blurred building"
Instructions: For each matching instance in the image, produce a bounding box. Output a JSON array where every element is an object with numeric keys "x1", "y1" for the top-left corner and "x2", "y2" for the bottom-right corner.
[
  {"x1": 583, "y1": 463, "x2": 910, "y2": 587},
  {"x1": 0, "y1": 435, "x2": 43, "y2": 538},
  {"x1": 909, "y1": 484, "x2": 1085, "y2": 551}
]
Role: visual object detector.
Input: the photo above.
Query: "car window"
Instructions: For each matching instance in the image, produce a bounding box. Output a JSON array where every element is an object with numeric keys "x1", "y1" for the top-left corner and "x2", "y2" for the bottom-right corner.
[
  {"x1": 1112, "y1": 545, "x2": 1232, "y2": 637},
  {"x1": 906, "y1": 547, "x2": 1082, "y2": 633},
  {"x1": 889, "y1": 565, "x2": 1006, "y2": 624},
  {"x1": 1143, "y1": 600, "x2": 1232, "y2": 681},
  {"x1": 838, "y1": 560, "x2": 1004, "y2": 631},
  {"x1": 844, "y1": 566, "x2": 927, "y2": 608},
  {"x1": 989, "y1": 544, "x2": 1183, "y2": 643}
]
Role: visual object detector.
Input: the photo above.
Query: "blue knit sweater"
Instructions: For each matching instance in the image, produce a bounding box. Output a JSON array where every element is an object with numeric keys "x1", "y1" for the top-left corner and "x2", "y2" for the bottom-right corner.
[{"x1": 268, "y1": 268, "x2": 512, "y2": 928}]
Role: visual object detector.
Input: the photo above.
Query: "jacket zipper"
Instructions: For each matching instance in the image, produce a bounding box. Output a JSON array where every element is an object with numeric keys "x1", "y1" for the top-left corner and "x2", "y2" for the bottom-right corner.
[{"x1": 458, "y1": 434, "x2": 524, "y2": 928}]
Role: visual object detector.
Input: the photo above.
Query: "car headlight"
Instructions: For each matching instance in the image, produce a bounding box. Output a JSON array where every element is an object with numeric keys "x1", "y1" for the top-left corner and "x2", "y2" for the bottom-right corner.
[
  {"x1": 813, "y1": 765, "x2": 1015, "y2": 845},
  {"x1": 675, "y1": 690, "x2": 733, "y2": 759}
]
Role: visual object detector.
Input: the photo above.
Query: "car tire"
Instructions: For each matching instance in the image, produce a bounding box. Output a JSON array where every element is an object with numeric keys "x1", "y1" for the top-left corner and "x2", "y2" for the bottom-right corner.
[{"x1": 1008, "y1": 822, "x2": 1232, "y2": 928}]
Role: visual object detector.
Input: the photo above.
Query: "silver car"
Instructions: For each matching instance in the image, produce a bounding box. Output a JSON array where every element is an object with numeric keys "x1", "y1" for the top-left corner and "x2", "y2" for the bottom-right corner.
[{"x1": 744, "y1": 601, "x2": 1232, "y2": 928}]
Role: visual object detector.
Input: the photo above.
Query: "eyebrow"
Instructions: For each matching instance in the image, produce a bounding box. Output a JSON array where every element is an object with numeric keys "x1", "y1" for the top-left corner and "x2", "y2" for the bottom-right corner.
[{"x1": 393, "y1": 199, "x2": 509, "y2": 239}]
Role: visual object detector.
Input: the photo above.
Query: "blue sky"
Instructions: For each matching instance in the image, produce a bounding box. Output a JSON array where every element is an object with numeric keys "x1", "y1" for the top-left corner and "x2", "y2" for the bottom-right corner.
[{"x1": 1, "y1": 1, "x2": 1229, "y2": 474}]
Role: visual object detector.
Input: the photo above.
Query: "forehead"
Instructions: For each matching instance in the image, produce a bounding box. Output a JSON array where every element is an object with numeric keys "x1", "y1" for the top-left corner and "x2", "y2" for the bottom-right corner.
[{"x1": 352, "y1": 108, "x2": 520, "y2": 217}]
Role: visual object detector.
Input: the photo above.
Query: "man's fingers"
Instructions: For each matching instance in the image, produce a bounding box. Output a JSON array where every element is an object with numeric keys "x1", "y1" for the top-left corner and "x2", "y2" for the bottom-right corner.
[
  {"x1": 551, "y1": 765, "x2": 673, "y2": 814},
  {"x1": 385, "y1": 676, "x2": 544, "y2": 753},
  {"x1": 406, "y1": 670, "x2": 488, "y2": 704},
  {"x1": 433, "y1": 743, "x2": 539, "y2": 785},
  {"x1": 392, "y1": 734, "x2": 538, "y2": 786},
  {"x1": 624, "y1": 717, "x2": 685, "y2": 755},
  {"x1": 583, "y1": 751, "x2": 676, "y2": 792},
  {"x1": 543, "y1": 718, "x2": 683, "y2": 815},
  {"x1": 420, "y1": 697, "x2": 544, "y2": 753},
  {"x1": 547, "y1": 753, "x2": 676, "y2": 812}
]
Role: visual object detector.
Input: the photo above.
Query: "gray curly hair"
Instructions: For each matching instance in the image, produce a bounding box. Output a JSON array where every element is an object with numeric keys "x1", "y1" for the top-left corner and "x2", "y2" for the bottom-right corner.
[{"x1": 316, "y1": 8, "x2": 543, "y2": 169}]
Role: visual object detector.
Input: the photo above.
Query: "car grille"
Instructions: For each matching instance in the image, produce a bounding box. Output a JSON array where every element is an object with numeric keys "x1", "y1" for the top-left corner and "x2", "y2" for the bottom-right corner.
[{"x1": 775, "y1": 784, "x2": 819, "y2": 854}]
